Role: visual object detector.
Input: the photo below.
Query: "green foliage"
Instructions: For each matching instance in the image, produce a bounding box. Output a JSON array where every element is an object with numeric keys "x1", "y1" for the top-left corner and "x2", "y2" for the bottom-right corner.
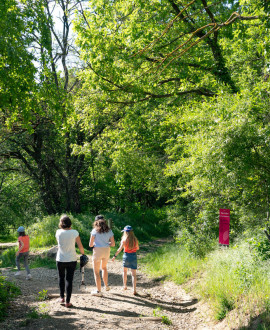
[
  {"x1": 24, "y1": 210, "x2": 169, "y2": 252},
  {"x1": 28, "y1": 215, "x2": 60, "y2": 248},
  {"x1": 26, "y1": 308, "x2": 40, "y2": 319},
  {"x1": 104, "y1": 208, "x2": 171, "y2": 243},
  {"x1": 216, "y1": 294, "x2": 234, "y2": 320},
  {"x1": 142, "y1": 239, "x2": 270, "y2": 324},
  {"x1": 152, "y1": 306, "x2": 172, "y2": 325},
  {"x1": 0, "y1": 247, "x2": 16, "y2": 267},
  {"x1": 0, "y1": 235, "x2": 16, "y2": 243},
  {"x1": 28, "y1": 214, "x2": 91, "y2": 248},
  {"x1": 19, "y1": 306, "x2": 50, "y2": 327},
  {"x1": 199, "y1": 242, "x2": 270, "y2": 321},
  {"x1": 0, "y1": 0, "x2": 37, "y2": 125},
  {"x1": 1, "y1": 0, "x2": 270, "y2": 271},
  {"x1": 245, "y1": 230, "x2": 270, "y2": 260},
  {"x1": 141, "y1": 243, "x2": 202, "y2": 285},
  {"x1": 37, "y1": 289, "x2": 48, "y2": 301},
  {"x1": 30, "y1": 256, "x2": 56, "y2": 270},
  {"x1": 0, "y1": 276, "x2": 21, "y2": 320},
  {"x1": 176, "y1": 228, "x2": 217, "y2": 258},
  {"x1": 0, "y1": 171, "x2": 44, "y2": 232}
]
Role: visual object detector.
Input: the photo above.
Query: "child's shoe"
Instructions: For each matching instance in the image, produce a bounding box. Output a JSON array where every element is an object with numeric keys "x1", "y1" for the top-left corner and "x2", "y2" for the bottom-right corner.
[
  {"x1": 26, "y1": 274, "x2": 32, "y2": 280},
  {"x1": 15, "y1": 271, "x2": 22, "y2": 276},
  {"x1": 91, "y1": 290, "x2": 102, "y2": 297}
]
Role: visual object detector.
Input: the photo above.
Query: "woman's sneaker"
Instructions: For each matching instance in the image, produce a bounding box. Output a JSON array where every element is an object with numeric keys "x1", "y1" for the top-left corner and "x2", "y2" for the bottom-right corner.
[
  {"x1": 105, "y1": 286, "x2": 110, "y2": 291},
  {"x1": 91, "y1": 290, "x2": 102, "y2": 297},
  {"x1": 26, "y1": 274, "x2": 32, "y2": 280},
  {"x1": 15, "y1": 271, "x2": 22, "y2": 276}
]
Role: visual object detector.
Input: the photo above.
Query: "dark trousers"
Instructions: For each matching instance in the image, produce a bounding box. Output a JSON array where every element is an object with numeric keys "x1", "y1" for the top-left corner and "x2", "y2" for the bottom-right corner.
[
  {"x1": 16, "y1": 252, "x2": 30, "y2": 274},
  {"x1": 57, "y1": 261, "x2": 77, "y2": 303}
]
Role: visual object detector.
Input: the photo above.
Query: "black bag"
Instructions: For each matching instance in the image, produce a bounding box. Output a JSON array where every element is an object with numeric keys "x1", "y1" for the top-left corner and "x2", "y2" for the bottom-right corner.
[{"x1": 80, "y1": 254, "x2": 89, "y2": 271}]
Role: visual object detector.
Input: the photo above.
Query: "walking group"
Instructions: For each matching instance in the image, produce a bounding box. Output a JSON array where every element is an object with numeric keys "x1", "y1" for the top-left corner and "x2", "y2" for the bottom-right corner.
[{"x1": 15, "y1": 214, "x2": 139, "y2": 308}]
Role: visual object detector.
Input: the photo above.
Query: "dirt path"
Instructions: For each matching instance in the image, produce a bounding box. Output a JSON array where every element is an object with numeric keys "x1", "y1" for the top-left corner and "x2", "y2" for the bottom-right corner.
[{"x1": 1, "y1": 241, "x2": 219, "y2": 330}]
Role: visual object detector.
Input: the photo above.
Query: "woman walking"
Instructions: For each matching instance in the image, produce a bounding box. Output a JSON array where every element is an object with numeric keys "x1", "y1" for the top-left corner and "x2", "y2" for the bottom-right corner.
[
  {"x1": 89, "y1": 215, "x2": 115, "y2": 296},
  {"x1": 112, "y1": 225, "x2": 139, "y2": 295},
  {"x1": 56, "y1": 215, "x2": 85, "y2": 307}
]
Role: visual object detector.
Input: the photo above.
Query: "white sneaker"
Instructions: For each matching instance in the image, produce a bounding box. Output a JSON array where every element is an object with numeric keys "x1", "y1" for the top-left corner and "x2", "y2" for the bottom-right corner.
[
  {"x1": 15, "y1": 271, "x2": 22, "y2": 276},
  {"x1": 26, "y1": 274, "x2": 32, "y2": 280},
  {"x1": 105, "y1": 286, "x2": 110, "y2": 291},
  {"x1": 91, "y1": 290, "x2": 102, "y2": 297}
]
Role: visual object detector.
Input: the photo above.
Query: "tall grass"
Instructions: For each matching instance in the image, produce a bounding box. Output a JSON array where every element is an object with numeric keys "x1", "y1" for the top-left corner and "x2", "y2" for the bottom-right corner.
[
  {"x1": 141, "y1": 244, "x2": 202, "y2": 284},
  {"x1": 141, "y1": 240, "x2": 270, "y2": 327},
  {"x1": 198, "y1": 243, "x2": 270, "y2": 322}
]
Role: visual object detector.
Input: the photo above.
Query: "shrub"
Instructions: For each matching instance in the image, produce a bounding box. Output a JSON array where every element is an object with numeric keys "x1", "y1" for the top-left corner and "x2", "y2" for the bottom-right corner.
[
  {"x1": 28, "y1": 214, "x2": 92, "y2": 248},
  {"x1": 0, "y1": 276, "x2": 21, "y2": 320},
  {"x1": 0, "y1": 247, "x2": 16, "y2": 267},
  {"x1": 104, "y1": 208, "x2": 171, "y2": 243},
  {"x1": 176, "y1": 228, "x2": 217, "y2": 258},
  {"x1": 245, "y1": 229, "x2": 270, "y2": 260}
]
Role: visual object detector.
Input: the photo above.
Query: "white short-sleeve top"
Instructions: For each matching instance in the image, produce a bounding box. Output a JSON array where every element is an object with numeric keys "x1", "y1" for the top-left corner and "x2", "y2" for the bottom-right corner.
[{"x1": 56, "y1": 229, "x2": 79, "y2": 262}]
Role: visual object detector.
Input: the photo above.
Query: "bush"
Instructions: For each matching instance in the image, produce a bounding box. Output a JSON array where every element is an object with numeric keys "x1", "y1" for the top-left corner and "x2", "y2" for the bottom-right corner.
[
  {"x1": 176, "y1": 228, "x2": 217, "y2": 258},
  {"x1": 0, "y1": 276, "x2": 21, "y2": 320},
  {"x1": 0, "y1": 234, "x2": 17, "y2": 243},
  {"x1": 28, "y1": 214, "x2": 92, "y2": 248},
  {"x1": 244, "y1": 229, "x2": 270, "y2": 260},
  {"x1": 0, "y1": 247, "x2": 16, "y2": 268},
  {"x1": 104, "y1": 208, "x2": 171, "y2": 243}
]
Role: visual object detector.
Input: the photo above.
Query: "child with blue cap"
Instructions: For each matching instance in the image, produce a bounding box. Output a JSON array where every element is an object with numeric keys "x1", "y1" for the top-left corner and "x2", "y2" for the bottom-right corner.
[
  {"x1": 112, "y1": 225, "x2": 139, "y2": 295},
  {"x1": 15, "y1": 226, "x2": 32, "y2": 280}
]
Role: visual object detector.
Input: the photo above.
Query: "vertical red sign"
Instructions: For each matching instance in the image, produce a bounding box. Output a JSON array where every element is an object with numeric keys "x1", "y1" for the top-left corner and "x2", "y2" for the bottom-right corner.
[{"x1": 219, "y1": 209, "x2": 230, "y2": 245}]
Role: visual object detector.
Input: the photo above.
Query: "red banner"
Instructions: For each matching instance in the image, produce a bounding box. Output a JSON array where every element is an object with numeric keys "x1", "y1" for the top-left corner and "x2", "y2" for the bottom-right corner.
[{"x1": 219, "y1": 209, "x2": 230, "y2": 245}]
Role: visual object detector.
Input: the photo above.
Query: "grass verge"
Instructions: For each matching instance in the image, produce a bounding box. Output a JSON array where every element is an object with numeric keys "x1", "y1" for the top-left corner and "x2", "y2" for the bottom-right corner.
[
  {"x1": 141, "y1": 243, "x2": 202, "y2": 285},
  {"x1": 198, "y1": 242, "x2": 270, "y2": 324},
  {"x1": 141, "y1": 241, "x2": 270, "y2": 328}
]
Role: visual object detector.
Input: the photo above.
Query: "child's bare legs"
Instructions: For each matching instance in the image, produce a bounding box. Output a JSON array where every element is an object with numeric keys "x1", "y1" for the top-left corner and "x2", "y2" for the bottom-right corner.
[
  {"x1": 123, "y1": 267, "x2": 128, "y2": 289},
  {"x1": 101, "y1": 258, "x2": 108, "y2": 287},
  {"x1": 93, "y1": 260, "x2": 102, "y2": 292},
  {"x1": 131, "y1": 269, "x2": 137, "y2": 294}
]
